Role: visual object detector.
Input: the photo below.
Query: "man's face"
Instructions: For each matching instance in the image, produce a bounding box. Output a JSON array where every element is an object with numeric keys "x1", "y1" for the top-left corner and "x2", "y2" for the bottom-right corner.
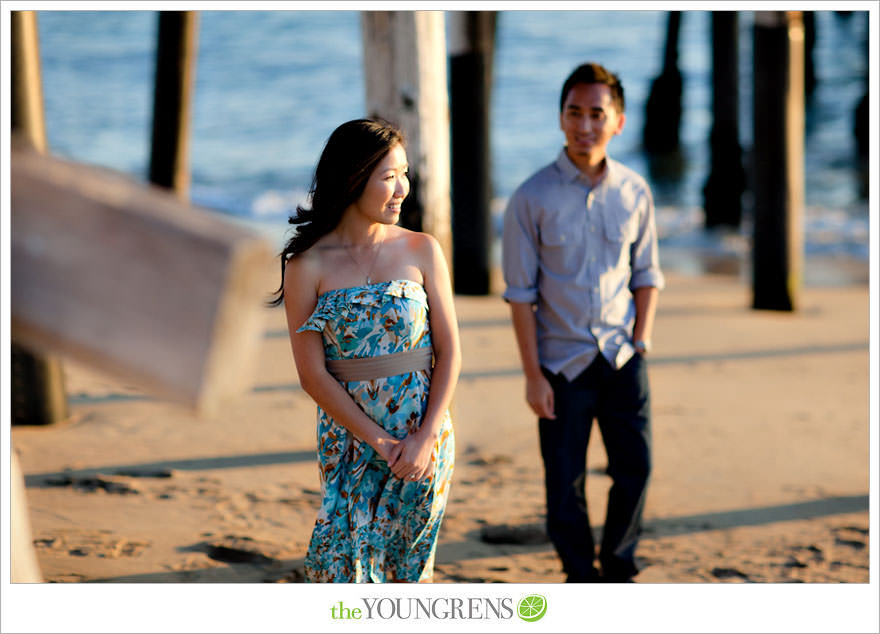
[{"x1": 559, "y1": 82, "x2": 625, "y2": 164}]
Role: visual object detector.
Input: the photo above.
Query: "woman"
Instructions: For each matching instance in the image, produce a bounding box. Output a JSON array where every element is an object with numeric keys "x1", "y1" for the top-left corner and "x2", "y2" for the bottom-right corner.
[{"x1": 272, "y1": 119, "x2": 459, "y2": 583}]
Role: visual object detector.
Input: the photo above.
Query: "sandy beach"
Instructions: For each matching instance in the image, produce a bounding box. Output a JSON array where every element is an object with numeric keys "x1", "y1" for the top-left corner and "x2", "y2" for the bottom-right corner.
[{"x1": 9, "y1": 263, "x2": 872, "y2": 592}]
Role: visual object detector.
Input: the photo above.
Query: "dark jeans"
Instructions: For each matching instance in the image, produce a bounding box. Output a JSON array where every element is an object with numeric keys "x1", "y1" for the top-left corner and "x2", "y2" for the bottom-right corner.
[{"x1": 539, "y1": 353, "x2": 651, "y2": 581}]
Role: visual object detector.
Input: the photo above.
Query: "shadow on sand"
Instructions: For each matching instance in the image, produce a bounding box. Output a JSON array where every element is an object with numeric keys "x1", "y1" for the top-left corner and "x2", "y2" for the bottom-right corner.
[
  {"x1": 24, "y1": 450, "x2": 316, "y2": 488},
  {"x1": 66, "y1": 339, "x2": 868, "y2": 402},
  {"x1": 83, "y1": 493, "x2": 867, "y2": 583}
]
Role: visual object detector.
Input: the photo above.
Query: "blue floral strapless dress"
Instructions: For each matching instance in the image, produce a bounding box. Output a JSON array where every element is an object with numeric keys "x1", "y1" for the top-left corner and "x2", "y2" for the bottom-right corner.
[{"x1": 296, "y1": 279, "x2": 455, "y2": 582}]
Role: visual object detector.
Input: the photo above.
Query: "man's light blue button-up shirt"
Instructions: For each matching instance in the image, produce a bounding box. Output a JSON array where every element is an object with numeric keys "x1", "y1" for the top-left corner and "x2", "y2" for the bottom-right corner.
[{"x1": 502, "y1": 149, "x2": 665, "y2": 379}]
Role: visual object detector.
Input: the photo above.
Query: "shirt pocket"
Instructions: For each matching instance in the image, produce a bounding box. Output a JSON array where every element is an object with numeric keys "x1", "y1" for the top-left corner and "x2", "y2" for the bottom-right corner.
[
  {"x1": 602, "y1": 205, "x2": 639, "y2": 245},
  {"x1": 539, "y1": 216, "x2": 583, "y2": 276}
]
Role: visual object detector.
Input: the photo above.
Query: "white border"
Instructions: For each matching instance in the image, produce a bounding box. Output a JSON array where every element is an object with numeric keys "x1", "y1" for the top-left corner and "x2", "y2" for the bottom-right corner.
[{"x1": 2, "y1": 2, "x2": 877, "y2": 633}]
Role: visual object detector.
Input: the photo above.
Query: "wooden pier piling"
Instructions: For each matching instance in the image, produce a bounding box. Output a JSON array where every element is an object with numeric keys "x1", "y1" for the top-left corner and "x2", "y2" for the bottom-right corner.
[
  {"x1": 361, "y1": 11, "x2": 452, "y2": 268},
  {"x1": 752, "y1": 11, "x2": 805, "y2": 311},
  {"x1": 149, "y1": 11, "x2": 199, "y2": 198},
  {"x1": 703, "y1": 11, "x2": 745, "y2": 229},
  {"x1": 448, "y1": 11, "x2": 496, "y2": 295},
  {"x1": 643, "y1": 11, "x2": 683, "y2": 155},
  {"x1": 10, "y1": 10, "x2": 69, "y2": 427}
]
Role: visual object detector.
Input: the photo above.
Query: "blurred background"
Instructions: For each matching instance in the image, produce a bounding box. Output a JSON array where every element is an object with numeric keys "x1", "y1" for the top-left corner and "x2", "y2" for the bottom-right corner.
[{"x1": 36, "y1": 10, "x2": 870, "y2": 278}]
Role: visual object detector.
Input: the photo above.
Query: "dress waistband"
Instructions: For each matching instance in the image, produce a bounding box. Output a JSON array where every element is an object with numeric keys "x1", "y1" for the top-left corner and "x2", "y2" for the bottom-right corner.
[{"x1": 325, "y1": 346, "x2": 433, "y2": 382}]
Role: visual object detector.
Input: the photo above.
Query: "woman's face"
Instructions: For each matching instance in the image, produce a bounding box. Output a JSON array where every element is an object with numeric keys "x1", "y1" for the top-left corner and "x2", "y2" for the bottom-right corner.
[{"x1": 352, "y1": 142, "x2": 409, "y2": 225}]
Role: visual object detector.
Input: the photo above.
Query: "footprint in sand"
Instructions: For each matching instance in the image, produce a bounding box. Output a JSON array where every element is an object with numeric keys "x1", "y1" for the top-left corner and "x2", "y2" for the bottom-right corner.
[{"x1": 180, "y1": 535, "x2": 284, "y2": 567}]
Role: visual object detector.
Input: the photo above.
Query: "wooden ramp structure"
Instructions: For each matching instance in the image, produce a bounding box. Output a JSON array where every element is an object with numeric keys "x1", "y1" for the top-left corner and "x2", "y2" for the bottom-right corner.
[{"x1": 11, "y1": 143, "x2": 274, "y2": 413}]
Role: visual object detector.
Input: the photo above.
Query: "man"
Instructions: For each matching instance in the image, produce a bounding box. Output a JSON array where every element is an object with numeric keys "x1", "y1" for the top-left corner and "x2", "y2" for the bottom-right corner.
[{"x1": 502, "y1": 62, "x2": 664, "y2": 582}]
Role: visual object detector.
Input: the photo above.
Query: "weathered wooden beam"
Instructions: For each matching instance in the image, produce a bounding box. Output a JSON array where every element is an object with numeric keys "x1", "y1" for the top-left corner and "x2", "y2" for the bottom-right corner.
[
  {"x1": 752, "y1": 11, "x2": 805, "y2": 311},
  {"x1": 448, "y1": 11, "x2": 495, "y2": 295},
  {"x1": 11, "y1": 144, "x2": 274, "y2": 413},
  {"x1": 361, "y1": 11, "x2": 452, "y2": 269},
  {"x1": 149, "y1": 11, "x2": 199, "y2": 197},
  {"x1": 10, "y1": 9, "x2": 69, "y2": 427}
]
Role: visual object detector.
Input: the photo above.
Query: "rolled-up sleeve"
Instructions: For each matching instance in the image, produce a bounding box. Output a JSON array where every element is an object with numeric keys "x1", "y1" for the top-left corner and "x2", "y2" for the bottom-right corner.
[
  {"x1": 502, "y1": 190, "x2": 540, "y2": 304},
  {"x1": 629, "y1": 186, "x2": 665, "y2": 291}
]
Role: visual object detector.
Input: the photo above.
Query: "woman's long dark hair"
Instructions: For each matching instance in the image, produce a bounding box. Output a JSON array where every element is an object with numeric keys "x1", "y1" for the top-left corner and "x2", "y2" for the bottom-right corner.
[{"x1": 268, "y1": 118, "x2": 405, "y2": 307}]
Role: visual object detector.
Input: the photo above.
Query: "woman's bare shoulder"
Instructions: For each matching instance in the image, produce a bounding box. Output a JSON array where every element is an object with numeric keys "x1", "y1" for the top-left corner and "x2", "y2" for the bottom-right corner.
[
  {"x1": 388, "y1": 225, "x2": 438, "y2": 255},
  {"x1": 287, "y1": 232, "x2": 343, "y2": 268},
  {"x1": 283, "y1": 245, "x2": 325, "y2": 298}
]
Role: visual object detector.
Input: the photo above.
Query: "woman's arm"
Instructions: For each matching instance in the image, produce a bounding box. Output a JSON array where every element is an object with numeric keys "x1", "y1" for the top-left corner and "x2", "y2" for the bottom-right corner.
[
  {"x1": 283, "y1": 256, "x2": 402, "y2": 465},
  {"x1": 394, "y1": 233, "x2": 462, "y2": 480}
]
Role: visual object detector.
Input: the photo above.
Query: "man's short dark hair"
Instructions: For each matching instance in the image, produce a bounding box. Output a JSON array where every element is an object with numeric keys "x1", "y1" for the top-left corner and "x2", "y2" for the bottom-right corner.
[{"x1": 559, "y1": 62, "x2": 625, "y2": 113}]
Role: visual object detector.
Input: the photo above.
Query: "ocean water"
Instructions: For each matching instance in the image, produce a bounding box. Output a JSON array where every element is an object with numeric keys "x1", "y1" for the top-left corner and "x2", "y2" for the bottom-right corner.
[{"x1": 36, "y1": 9, "x2": 870, "y2": 264}]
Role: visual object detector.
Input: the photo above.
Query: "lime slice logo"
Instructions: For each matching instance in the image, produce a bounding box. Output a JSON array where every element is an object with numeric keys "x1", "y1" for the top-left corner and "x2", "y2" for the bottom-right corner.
[{"x1": 517, "y1": 594, "x2": 547, "y2": 622}]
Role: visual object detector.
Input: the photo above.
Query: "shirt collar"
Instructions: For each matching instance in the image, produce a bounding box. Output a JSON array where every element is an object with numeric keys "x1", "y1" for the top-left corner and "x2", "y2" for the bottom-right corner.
[{"x1": 555, "y1": 148, "x2": 620, "y2": 189}]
